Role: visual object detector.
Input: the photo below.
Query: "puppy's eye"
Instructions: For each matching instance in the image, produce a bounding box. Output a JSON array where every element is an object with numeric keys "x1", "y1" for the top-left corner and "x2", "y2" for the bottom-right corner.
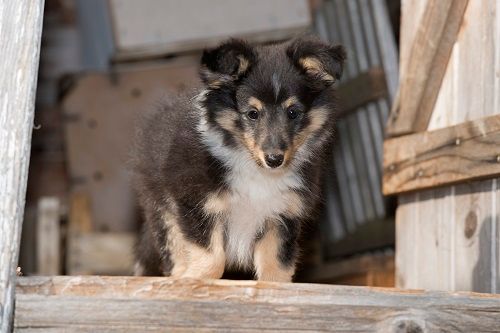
[
  {"x1": 287, "y1": 107, "x2": 301, "y2": 120},
  {"x1": 247, "y1": 109, "x2": 259, "y2": 120}
]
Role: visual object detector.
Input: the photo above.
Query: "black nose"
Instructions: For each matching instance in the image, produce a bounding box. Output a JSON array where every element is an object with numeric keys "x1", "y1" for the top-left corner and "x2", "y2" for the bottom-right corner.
[{"x1": 264, "y1": 153, "x2": 284, "y2": 168}]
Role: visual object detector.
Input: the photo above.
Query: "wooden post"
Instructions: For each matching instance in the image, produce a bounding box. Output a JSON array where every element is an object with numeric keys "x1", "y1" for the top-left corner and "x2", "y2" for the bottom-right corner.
[
  {"x1": 0, "y1": 1, "x2": 44, "y2": 331},
  {"x1": 391, "y1": 0, "x2": 500, "y2": 293},
  {"x1": 36, "y1": 198, "x2": 61, "y2": 275}
]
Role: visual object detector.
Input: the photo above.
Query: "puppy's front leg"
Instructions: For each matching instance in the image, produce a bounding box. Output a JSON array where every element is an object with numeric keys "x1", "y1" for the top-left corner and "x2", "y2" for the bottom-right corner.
[
  {"x1": 170, "y1": 223, "x2": 226, "y2": 279},
  {"x1": 254, "y1": 218, "x2": 299, "y2": 282}
]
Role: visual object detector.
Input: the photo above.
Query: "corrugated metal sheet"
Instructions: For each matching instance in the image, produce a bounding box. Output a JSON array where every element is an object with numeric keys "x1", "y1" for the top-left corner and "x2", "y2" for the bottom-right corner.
[{"x1": 315, "y1": 0, "x2": 399, "y2": 246}]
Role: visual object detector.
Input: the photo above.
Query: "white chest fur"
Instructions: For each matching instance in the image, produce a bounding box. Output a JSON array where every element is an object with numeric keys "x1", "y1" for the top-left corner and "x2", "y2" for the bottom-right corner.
[
  {"x1": 224, "y1": 154, "x2": 304, "y2": 267},
  {"x1": 198, "y1": 118, "x2": 304, "y2": 267}
]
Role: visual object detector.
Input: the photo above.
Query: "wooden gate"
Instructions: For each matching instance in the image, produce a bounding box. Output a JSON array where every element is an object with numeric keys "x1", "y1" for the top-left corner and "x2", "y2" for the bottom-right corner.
[{"x1": 384, "y1": 0, "x2": 500, "y2": 292}]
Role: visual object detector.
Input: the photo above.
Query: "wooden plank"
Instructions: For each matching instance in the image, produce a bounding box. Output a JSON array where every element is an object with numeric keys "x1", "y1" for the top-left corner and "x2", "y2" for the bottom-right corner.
[
  {"x1": 108, "y1": 0, "x2": 311, "y2": 61},
  {"x1": 298, "y1": 253, "x2": 395, "y2": 287},
  {"x1": 68, "y1": 233, "x2": 135, "y2": 275},
  {"x1": 62, "y1": 58, "x2": 199, "y2": 231},
  {"x1": 395, "y1": 193, "x2": 424, "y2": 289},
  {"x1": 36, "y1": 198, "x2": 61, "y2": 275},
  {"x1": 324, "y1": 218, "x2": 395, "y2": 258},
  {"x1": 453, "y1": 180, "x2": 497, "y2": 293},
  {"x1": 14, "y1": 276, "x2": 500, "y2": 332},
  {"x1": 386, "y1": 0, "x2": 470, "y2": 137},
  {"x1": 68, "y1": 192, "x2": 93, "y2": 234},
  {"x1": 0, "y1": 1, "x2": 45, "y2": 331},
  {"x1": 336, "y1": 67, "x2": 388, "y2": 118},
  {"x1": 395, "y1": 0, "x2": 500, "y2": 294},
  {"x1": 408, "y1": 188, "x2": 454, "y2": 290},
  {"x1": 66, "y1": 193, "x2": 135, "y2": 275},
  {"x1": 383, "y1": 114, "x2": 500, "y2": 195}
]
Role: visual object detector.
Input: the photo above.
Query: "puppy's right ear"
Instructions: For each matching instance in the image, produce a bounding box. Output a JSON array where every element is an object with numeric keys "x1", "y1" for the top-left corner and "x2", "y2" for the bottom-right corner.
[{"x1": 200, "y1": 39, "x2": 256, "y2": 87}]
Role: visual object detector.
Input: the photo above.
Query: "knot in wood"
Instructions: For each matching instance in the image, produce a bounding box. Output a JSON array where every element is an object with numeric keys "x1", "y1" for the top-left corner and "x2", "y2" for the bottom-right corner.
[
  {"x1": 393, "y1": 320, "x2": 424, "y2": 333},
  {"x1": 464, "y1": 211, "x2": 477, "y2": 239}
]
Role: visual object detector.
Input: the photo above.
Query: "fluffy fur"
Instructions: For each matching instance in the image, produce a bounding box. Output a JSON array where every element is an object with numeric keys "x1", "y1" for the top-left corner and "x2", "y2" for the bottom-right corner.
[{"x1": 132, "y1": 36, "x2": 346, "y2": 281}]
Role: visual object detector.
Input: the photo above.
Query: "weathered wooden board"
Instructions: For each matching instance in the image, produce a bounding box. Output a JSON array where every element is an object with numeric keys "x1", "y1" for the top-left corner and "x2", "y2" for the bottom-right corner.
[
  {"x1": 386, "y1": 0, "x2": 470, "y2": 136},
  {"x1": 68, "y1": 233, "x2": 135, "y2": 275},
  {"x1": 336, "y1": 67, "x2": 388, "y2": 118},
  {"x1": 66, "y1": 193, "x2": 135, "y2": 275},
  {"x1": 62, "y1": 58, "x2": 199, "y2": 231},
  {"x1": 395, "y1": 0, "x2": 500, "y2": 293},
  {"x1": 299, "y1": 252, "x2": 395, "y2": 287},
  {"x1": 0, "y1": 1, "x2": 45, "y2": 331},
  {"x1": 14, "y1": 276, "x2": 500, "y2": 332},
  {"x1": 36, "y1": 198, "x2": 61, "y2": 275},
  {"x1": 384, "y1": 114, "x2": 500, "y2": 195},
  {"x1": 108, "y1": 0, "x2": 311, "y2": 60}
]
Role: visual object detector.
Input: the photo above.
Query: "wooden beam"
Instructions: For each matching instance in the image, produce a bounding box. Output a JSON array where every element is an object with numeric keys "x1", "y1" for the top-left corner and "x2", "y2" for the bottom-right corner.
[
  {"x1": 298, "y1": 253, "x2": 395, "y2": 287},
  {"x1": 383, "y1": 114, "x2": 500, "y2": 195},
  {"x1": 66, "y1": 193, "x2": 135, "y2": 275},
  {"x1": 385, "y1": 0, "x2": 469, "y2": 137},
  {"x1": 36, "y1": 198, "x2": 61, "y2": 275},
  {"x1": 68, "y1": 233, "x2": 135, "y2": 275},
  {"x1": 15, "y1": 276, "x2": 500, "y2": 332},
  {"x1": 108, "y1": 0, "x2": 310, "y2": 61},
  {"x1": 336, "y1": 67, "x2": 387, "y2": 118},
  {"x1": 0, "y1": 1, "x2": 45, "y2": 331}
]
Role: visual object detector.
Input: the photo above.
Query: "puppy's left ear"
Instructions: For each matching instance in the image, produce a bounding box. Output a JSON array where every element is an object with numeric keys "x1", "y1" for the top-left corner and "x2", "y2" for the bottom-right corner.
[
  {"x1": 200, "y1": 39, "x2": 257, "y2": 87},
  {"x1": 287, "y1": 37, "x2": 346, "y2": 90}
]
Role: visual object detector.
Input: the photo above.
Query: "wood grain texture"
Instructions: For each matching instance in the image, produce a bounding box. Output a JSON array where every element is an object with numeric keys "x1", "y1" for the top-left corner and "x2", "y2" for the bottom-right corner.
[
  {"x1": 395, "y1": 0, "x2": 500, "y2": 293},
  {"x1": 36, "y1": 198, "x2": 61, "y2": 275},
  {"x1": 14, "y1": 276, "x2": 500, "y2": 332},
  {"x1": 299, "y1": 253, "x2": 395, "y2": 287},
  {"x1": 68, "y1": 233, "x2": 135, "y2": 275},
  {"x1": 66, "y1": 193, "x2": 135, "y2": 275},
  {"x1": 0, "y1": 1, "x2": 45, "y2": 331},
  {"x1": 108, "y1": 0, "x2": 311, "y2": 60},
  {"x1": 386, "y1": 0, "x2": 470, "y2": 137},
  {"x1": 384, "y1": 114, "x2": 500, "y2": 195},
  {"x1": 62, "y1": 58, "x2": 199, "y2": 231},
  {"x1": 336, "y1": 67, "x2": 388, "y2": 118}
]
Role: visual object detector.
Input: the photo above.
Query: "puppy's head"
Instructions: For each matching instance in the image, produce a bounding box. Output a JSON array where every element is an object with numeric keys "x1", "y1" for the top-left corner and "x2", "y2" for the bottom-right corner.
[{"x1": 198, "y1": 37, "x2": 346, "y2": 170}]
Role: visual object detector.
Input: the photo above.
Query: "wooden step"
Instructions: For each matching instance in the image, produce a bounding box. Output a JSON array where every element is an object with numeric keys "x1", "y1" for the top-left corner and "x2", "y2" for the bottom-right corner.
[{"x1": 15, "y1": 276, "x2": 500, "y2": 332}]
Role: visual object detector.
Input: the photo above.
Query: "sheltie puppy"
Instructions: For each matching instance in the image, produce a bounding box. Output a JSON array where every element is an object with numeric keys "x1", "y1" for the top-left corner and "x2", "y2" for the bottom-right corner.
[{"x1": 132, "y1": 36, "x2": 345, "y2": 282}]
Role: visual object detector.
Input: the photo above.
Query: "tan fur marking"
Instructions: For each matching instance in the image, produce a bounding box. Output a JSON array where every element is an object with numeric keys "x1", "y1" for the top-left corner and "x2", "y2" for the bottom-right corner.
[
  {"x1": 243, "y1": 132, "x2": 256, "y2": 150},
  {"x1": 164, "y1": 213, "x2": 188, "y2": 277},
  {"x1": 254, "y1": 226, "x2": 294, "y2": 282},
  {"x1": 242, "y1": 132, "x2": 267, "y2": 167},
  {"x1": 237, "y1": 55, "x2": 250, "y2": 75},
  {"x1": 248, "y1": 97, "x2": 263, "y2": 111},
  {"x1": 204, "y1": 191, "x2": 230, "y2": 216},
  {"x1": 181, "y1": 223, "x2": 225, "y2": 279},
  {"x1": 215, "y1": 110, "x2": 238, "y2": 132},
  {"x1": 282, "y1": 96, "x2": 299, "y2": 109},
  {"x1": 256, "y1": 148, "x2": 267, "y2": 168},
  {"x1": 282, "y1": 191, "x2": 306, "y2": 218},
  {"x1": 208, "y1": 80, "x2": 222, "y2": 89},
  {"x1": 163, "y1": 209, "x2": 225, "y2": 279},
  {"x1": 299, "y1": 57, "x2": 334, "y2": 83},
  {"x1": 308, "y1": 107, "x2": 329, "y2": 132},
  {"x1": 293, "y1": 107, "x2": 329, "y2": 149}
]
